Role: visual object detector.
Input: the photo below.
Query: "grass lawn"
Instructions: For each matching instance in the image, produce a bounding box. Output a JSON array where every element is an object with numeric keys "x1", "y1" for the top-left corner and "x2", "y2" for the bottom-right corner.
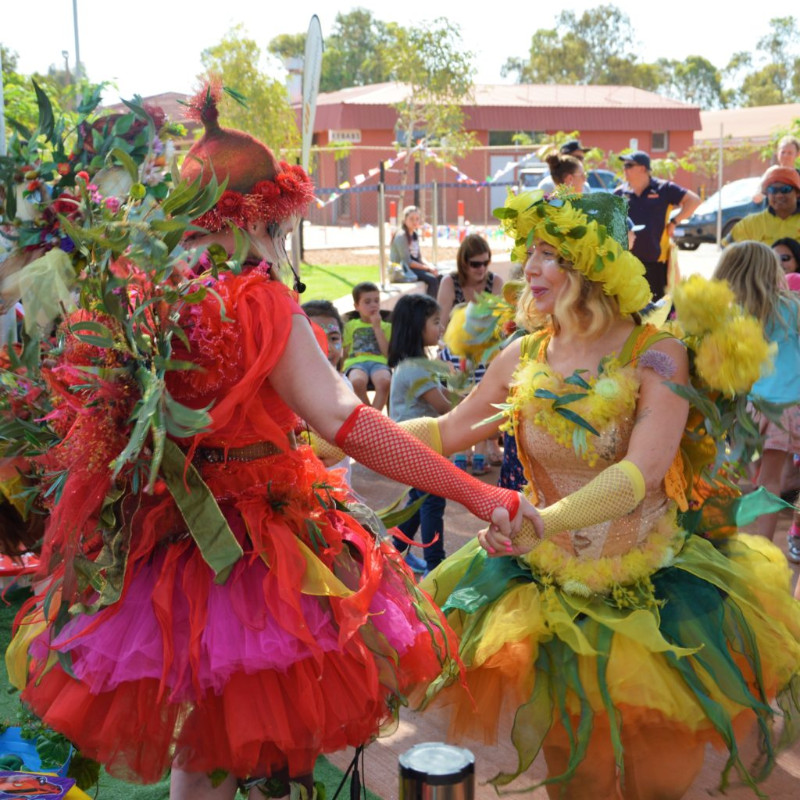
[
  {"x1": 296, "y1": 263, "x2": 380, "y2": 303},
  {"x1": 0, "y1": 588, "x2": 380, "y2": 799}
]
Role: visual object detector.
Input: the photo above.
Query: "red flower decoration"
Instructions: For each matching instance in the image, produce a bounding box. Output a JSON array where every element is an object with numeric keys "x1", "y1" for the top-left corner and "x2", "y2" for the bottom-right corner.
[
  {"x1": 253, "y1": 180, "x2": 281, "y2": 202},
  {"x1": 217, "y1": 190, "x2": 245, "y2": 219},
  {"x1": 51, "y1": 193, "x2": 81, "y2": 217},
  {"x1": 276, "y1": 170, "x2": 300, "y2": 194}
]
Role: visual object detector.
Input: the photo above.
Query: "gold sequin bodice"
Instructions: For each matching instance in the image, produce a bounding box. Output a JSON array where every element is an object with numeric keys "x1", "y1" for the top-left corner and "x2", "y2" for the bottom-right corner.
[{"x1": 517, "y1": 389, "x2": 671, "y2": 561}]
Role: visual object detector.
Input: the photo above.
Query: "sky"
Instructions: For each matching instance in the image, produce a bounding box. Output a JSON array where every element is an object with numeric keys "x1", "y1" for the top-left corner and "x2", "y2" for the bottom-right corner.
[{"x1": 2, "y1": 0, "x2": 778, "y2": 103}]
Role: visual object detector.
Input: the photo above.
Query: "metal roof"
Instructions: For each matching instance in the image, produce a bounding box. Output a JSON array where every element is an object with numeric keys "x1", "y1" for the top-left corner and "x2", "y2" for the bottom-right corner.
[{"x1": 311, "y1": 82, "x2": 701, "y2": 133}]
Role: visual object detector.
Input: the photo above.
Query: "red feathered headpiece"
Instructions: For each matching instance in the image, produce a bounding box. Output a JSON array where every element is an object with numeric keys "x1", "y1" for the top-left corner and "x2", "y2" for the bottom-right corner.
[{"x1": 181, "y1": 80, "x2": 314, "y2": 232}]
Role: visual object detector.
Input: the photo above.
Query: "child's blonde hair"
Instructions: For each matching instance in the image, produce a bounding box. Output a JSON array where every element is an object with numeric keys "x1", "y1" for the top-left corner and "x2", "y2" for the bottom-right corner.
[{"x1": 713, "y1": 241, "x2": 796, "y2": 328}]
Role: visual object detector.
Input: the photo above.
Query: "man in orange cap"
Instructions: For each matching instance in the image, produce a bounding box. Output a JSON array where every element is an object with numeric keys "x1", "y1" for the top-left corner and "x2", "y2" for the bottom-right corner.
[{"x1": 726, "y1": 165, "x2": 800, "y2": 245}]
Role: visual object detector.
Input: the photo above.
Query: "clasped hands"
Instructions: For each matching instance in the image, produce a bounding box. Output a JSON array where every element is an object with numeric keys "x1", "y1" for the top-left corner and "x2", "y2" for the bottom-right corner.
[{"x1": 478, "y1": 493, "x2": 543, "y2": 557}]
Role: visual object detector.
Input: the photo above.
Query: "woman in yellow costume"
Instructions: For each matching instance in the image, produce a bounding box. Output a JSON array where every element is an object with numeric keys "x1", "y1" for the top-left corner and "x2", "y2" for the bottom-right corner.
[{"x1": 413, "y1": 190, "x2": 800, "y2": 798}]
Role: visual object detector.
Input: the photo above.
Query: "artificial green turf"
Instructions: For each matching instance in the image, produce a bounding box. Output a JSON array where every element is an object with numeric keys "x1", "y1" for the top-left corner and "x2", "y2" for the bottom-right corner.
[
  {"x1": 0, "y1": 587, "x2": 381, "y2": 799},
  {"x1": 296, "y1": 263, "x2": 380, "y2": 303}
]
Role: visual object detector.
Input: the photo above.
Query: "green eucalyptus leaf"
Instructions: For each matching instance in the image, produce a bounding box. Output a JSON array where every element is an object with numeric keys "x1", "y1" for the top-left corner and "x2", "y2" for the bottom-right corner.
[
  {"x1": 161, "y1": 178, "x2": 203, "y2": 216},
  {"x1": 148, "y1": 405, "x2": 167, "y2": 490},
  {"x1": 556, "y1": 407, "x2": 599, "y2": 436},
  {"x1": 69, "y1": 320, "x2": 115, "y2": 339},
  {"x1": 112, "y1": 114, "x2": 134, "y2": 136},
  {"x1": 552, "y1": 391, "x2": 591, "y2": 408},
  {"x1": 163, "y1": 391, "x2": 212, "y2": 436},
  {"x1": 182, "y1": 286, "x2": 208, "y2": 304},
  {"x1": 32, "y1": 80, "x2": 55, "y2": 141},
  {"x1": 564, "y1": 371, "x2": 592, "y2": 389},
  {"x1": 110, "y1": 370, "x2": 163, "y2": 477},
  {"x1": 109, "y1": 146, "x2": 139, "y2": 183},
  {"x1": 380, "y1": 491, "x2": 429, "y2": 528},
  {"x1": 71, "y1": 332, "x2": 116, "y2": 348},
  {"x1": 150, "y1": 218, "x2": 190, "y2": 233},
  {"x1": 160, "y1": 438, "x2": 243, "y2": 583}
]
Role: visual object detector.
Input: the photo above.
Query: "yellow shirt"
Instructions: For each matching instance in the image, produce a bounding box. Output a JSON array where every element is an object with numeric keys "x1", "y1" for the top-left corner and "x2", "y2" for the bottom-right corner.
[{"x1": 727, "y1": 208, "x2": 800, "y2": 245}]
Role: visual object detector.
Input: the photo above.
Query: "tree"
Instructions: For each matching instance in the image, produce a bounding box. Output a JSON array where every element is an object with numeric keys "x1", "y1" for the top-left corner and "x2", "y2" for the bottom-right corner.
[
  {"x1": 389, "y1": 19, "x2": 475, "y2": 156},
  {"x1": 684, "y1": 140, "x2": 760, "y2": 186},
  {"x1": 201, "y1": 26, "x2": 299, "y2": 153},
  {"x1": 319, "y1": 9, "x2": 396, "y2": 93},
  {"x1": 656, "y1": 56, "x2": 725, "y2": 109},
  {"x1": 725, "y1": 17, "x2": 800, "y2": 106},
  {"x1": 501, "y1": 5, "x2": 649, "y2": 86},
  {"x1": 1, "y1": 45, "x2": 19, "y2": 74},
  {"x1": 267, "y1": 33, "x2": 306, "y2": 64}
]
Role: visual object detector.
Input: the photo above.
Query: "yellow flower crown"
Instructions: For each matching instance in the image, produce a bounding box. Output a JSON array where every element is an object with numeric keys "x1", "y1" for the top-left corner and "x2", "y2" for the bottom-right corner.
[{"x1": 495, "y1": 190, "x2": 652, "y2": 315}]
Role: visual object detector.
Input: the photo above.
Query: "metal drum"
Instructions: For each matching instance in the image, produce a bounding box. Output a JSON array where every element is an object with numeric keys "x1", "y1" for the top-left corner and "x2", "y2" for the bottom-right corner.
[{"x1": 399, "y1": 742, "x2": 475, "y2": 800}]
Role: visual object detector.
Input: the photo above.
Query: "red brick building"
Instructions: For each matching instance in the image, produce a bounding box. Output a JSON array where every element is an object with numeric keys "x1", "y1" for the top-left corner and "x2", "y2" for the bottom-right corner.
[{"x1": 305, "y1": 82, "x2": 701, "y2": 226}]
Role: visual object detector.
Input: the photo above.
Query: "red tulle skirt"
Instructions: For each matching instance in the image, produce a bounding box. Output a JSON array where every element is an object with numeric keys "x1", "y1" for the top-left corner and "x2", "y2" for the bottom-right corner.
[{"x1": 11, "y1": 447, "x2": 456, "y2": 783}]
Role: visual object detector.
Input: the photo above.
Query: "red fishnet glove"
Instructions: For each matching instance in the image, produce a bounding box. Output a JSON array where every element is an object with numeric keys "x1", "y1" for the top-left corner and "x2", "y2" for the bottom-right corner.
[{"x1": 335, "y1": 405, "x2": 520, "y2": 522}]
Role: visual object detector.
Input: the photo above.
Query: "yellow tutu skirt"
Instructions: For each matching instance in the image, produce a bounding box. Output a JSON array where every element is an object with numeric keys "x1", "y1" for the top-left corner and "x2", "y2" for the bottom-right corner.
[{"x1": 421, "y1": 532, "x2": 800, "y2": 794}]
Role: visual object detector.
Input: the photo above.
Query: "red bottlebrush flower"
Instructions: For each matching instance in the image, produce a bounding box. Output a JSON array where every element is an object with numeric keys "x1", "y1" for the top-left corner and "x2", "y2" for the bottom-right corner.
[
  {"x1": 185, "y1": 78, "x2": 223, "y2": 126},
  {"x1": 275, "y1": 170, "x2": 300, "y2": 194},
  {"x1": 76, "y1": 171, "x2": 90, "y2": 184},
  {"x1": 216, "y1": 190, "x2": 245, "y2": 218},
  {"x1": 501, "y1": 320, "x2": 518, "y2": 337},
  {"x1": 253, "y1": 180, "x2": 280, "y2": 202},
  {"x1": 143, "y1": 103, "x2": 166, "y2": 131}
]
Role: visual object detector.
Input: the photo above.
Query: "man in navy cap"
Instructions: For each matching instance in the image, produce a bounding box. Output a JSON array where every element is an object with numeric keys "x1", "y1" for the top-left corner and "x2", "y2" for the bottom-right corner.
[{"x1": 614, "y1": 150, "x2": 700, "y2": 299}]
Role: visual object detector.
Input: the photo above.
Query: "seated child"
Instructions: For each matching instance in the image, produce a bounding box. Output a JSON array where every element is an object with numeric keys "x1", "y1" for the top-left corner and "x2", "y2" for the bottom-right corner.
[
  {"x1": 301, "y1": 299, "x2": 352, "y2": 485},
  {"x1": 343, "y1": 282, "x2": 392, "y2": 411}
]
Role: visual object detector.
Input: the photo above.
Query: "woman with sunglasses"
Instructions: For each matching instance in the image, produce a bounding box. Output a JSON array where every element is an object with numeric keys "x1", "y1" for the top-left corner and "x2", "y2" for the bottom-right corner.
[
  {"x1": 726, "y1": 166, "x2": 800, "y2": 245},
  {"x1": 773, "y1": 237, "x2": 800, "y2": 278},
  {"x1": 438, "y1": 234, "x2": 505, "y2": 472}
]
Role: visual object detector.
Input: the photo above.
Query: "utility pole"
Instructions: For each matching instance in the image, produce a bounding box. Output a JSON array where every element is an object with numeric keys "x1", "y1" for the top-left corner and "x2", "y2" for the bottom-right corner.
[{"x1": 72, "y1": 0, "x2": 82, "y2": 81}]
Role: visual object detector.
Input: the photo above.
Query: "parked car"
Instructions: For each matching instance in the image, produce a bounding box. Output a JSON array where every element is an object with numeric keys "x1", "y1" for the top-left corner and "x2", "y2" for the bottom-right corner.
[
  {"x1": 674, "y1": 177, "x2": 766, "y2": 250},
  {"x1": 587, "y1": 169, "x2": 619, "y2": 192},
  {"x1": 517, "y1": 167, "x2": 620, "y2": 193}
]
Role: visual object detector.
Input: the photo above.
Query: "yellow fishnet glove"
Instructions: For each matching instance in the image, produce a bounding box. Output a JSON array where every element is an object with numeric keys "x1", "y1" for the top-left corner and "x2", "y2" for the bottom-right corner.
[
  {"x1": 540, "y1": 460, "x2": 645, "y2": 536},
  {"x1": 298, "y1": 430, "x2": 347, "y2": 463},
  {"x1": 301, "y1": 418, "x2": 443, "y2": 463},
  {"x1": 397, "y1": 417, "x2": 443, "y2": 454}
]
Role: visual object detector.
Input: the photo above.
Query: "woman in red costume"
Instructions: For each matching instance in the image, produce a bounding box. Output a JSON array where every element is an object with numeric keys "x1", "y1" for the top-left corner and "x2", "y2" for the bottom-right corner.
[{"x1": 3, "y1": 84, "x2": 539, "y2": 799}]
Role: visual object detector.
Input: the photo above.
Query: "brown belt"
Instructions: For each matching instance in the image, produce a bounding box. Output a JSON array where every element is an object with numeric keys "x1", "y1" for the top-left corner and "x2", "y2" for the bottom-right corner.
[{"x1": 195, "y1": 440, "x2": 285, "y2": 464}]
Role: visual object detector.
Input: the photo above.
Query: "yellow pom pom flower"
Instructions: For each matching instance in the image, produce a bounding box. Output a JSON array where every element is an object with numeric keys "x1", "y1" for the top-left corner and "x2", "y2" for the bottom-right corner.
[
  {"x1": 694, "y1": 315, "x2": 775, "y2": 397},
  {"x1": 672, "y1": 275, "x2": 736, "y2": 336}
]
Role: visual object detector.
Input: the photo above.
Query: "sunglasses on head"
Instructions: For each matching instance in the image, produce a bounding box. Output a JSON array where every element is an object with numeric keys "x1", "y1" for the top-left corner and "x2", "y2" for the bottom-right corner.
[
  {"x1": 467, "y1": 258, "x2": 490, "y2": 268},
  {"x1": 766, "y1": 184, "x2": 795, "y2": 195}
]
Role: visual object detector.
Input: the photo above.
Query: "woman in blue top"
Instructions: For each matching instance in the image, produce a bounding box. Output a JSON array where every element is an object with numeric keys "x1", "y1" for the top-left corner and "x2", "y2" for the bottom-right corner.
[{"x1": 714, "y1": 241, "x2": 800, "y2": 543}]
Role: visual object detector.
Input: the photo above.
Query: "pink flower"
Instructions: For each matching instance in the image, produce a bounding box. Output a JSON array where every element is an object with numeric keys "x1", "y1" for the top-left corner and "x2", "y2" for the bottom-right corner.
[{"x1": 104, "y1": 196, "x2": 121, "y2": 213}]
